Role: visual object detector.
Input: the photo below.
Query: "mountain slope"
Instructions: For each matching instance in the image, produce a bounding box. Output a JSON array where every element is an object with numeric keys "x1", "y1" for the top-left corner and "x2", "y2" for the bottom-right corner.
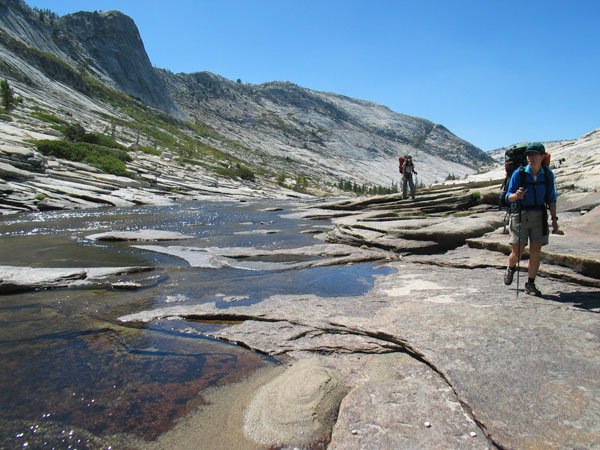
[
  {"x1": 160, "y1": 70, "x2": 490, "y2": 186},
  {"x1": 0, "y1": 0, "x2": 494, "y2": 191},
  {"x1": 0, "y1": 0, "x2": 177, "y2": 114}
]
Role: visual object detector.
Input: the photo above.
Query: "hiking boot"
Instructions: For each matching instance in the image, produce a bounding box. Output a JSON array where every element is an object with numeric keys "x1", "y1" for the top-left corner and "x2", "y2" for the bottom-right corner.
[
  {"x1": 524, "y1": 280, "x2": 542, "y2": 296},
  {"x1": 503, "y1": 266, "x2": 516, "y2": 285}
]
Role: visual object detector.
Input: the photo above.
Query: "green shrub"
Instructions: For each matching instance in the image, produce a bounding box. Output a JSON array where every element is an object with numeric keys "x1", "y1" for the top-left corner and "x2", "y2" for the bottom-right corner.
[
  {"x1": 87, "y1": 154, "x2": 129, "y2": 176},
  {"x1": 293, "y1": 175, "x2": 308, "y2": 192},
  {"x1": 191, "y1": 121, "x2": 218, "y2": 138},
  {"x1": 137, "y1": 145, "x2": 162, "y2": 155},
  {"x1": 57, "y1": 123, "x2": 126, "y2": 150},
  {"x1": 214, "y1": 164, "x2": 254, "y2": 181},
  {"x1": 214, "y1": 166, "x2": 234, "y2": 178},
  {"x1": 176, "y1": 157, "x2": 203, "y2": 166},
  {"x1": 35, "y1": 139, "x2": 131, "y2": 177},
  {"x1": 30, "y1": 110, "x2": 69, "y2": 125},
  {"x1": 234, "y1": 164, "x2": 255, "y2": 181},
  {"x1": 82, "y1": 132, "x2": 126, "y2": 150},
  {"x1": 58, "y1": 123, "x2": 86, "y2": 141}
]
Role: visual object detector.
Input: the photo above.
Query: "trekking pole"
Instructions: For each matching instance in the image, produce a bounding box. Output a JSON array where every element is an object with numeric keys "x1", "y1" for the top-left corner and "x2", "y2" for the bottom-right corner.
[{"x1": 516, "y1": 201, "x2": 522, "y2": 300}]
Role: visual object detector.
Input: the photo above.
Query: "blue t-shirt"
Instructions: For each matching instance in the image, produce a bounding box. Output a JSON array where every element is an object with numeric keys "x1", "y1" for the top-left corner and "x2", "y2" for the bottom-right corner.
[{"x1": 505, "y1": 165, "x2": 557, "y2": 208}]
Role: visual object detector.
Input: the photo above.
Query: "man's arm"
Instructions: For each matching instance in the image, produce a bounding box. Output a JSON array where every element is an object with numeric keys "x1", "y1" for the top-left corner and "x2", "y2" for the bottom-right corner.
[{"x1": 505, "y1": 170, "x2": 522, "y2": 204}]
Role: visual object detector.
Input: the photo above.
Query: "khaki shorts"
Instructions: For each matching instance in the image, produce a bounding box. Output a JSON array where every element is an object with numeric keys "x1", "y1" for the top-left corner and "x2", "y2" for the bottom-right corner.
[{"x1": 509, "y1": 209, "x2": 548, "y2": 245}]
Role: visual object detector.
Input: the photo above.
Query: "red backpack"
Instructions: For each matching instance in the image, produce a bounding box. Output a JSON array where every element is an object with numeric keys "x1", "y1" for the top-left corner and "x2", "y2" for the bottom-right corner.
[{"x1": 398, "y1": 157, "x2": 405, "y2": 175}]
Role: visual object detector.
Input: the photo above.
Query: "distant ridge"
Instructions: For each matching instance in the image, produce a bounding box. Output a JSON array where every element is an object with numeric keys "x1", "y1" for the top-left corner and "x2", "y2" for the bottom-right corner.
[{"x1": 0, "y1": 0, "x2": 494, "y2": 188}]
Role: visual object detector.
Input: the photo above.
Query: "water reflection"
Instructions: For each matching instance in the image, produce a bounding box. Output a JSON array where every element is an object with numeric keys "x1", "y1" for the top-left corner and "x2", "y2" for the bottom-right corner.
[{"x1": 0, "y1": 200, "x2": 392, "y2": 446}]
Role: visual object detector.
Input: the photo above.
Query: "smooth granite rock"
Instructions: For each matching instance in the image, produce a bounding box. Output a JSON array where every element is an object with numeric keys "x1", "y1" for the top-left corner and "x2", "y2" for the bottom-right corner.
[
  {"x1": 130, "y1": 243, "x2": 395, "y2": 270},
  {"x1": 243, "y1": 358, "x2": 348, "y2": 447},
  {"x1": 120, "y1": 261, "x2": 600, "y2": 449},
  {"x1": 0, "y1": 265, "x2": 154, "y2": 293},
  {"x1": 329, "y1": 353, "x2": 493, "y2": 449},
  {"x1": 0, "y1": 161, "x2": 33, "y2": 180}
]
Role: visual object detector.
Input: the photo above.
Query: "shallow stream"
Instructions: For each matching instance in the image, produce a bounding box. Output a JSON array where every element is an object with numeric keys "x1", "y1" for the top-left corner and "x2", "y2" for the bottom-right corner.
[{"x1": 0, "y1": 200, "x2": 391, "y2": 448}]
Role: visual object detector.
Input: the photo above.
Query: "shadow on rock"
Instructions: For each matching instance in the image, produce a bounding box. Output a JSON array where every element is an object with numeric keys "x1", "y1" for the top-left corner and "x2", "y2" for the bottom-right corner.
[{"x1": 542, "y1": 290, "x2": 600, "y2": 312}]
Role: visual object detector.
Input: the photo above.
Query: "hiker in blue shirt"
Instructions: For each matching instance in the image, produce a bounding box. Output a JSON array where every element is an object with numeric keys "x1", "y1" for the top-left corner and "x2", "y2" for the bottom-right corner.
[{"x1": 503, "y1": 142, "x2": 558, "y2": 296}]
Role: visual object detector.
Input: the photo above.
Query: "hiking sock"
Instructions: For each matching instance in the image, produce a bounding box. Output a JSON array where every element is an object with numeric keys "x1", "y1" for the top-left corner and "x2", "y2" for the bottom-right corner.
[{"x1": 528, "y1": 277, "x2": 535, "y2": 284}]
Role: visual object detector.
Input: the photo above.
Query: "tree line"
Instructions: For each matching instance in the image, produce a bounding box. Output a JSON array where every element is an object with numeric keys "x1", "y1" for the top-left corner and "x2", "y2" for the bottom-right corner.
[{"x1": 337, "y1": 179, "x2": 399, "y2": 196}]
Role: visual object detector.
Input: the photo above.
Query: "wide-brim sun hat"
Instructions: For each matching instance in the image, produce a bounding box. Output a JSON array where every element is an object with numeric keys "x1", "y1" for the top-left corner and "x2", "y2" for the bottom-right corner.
[{"x1": 525, "y1": 142, "x2": 546, "y2": 155}]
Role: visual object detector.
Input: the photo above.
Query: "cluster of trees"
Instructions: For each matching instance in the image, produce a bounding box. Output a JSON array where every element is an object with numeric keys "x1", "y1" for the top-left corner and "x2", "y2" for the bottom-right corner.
[
  {"x1": 337, "y1": 179, "x2": 399, "y2": 196},
  {"x1": 33, "y1": 7, "x2": 58, "y2": 24}
]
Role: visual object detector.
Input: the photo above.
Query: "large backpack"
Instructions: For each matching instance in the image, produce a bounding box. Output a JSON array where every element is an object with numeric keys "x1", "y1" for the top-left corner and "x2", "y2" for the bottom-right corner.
[
  {"x1": 498, "y1": 143, "x2": 529, "y2": 210},
  {"x1": 398, "y1": 157, "x2": 405, "y2": 175},
  {"x1": 498, "y1": 143, "x2": 553, "y2": 210},
  {"x1": 499, "y1": 142, "x2": 553, "y2": 234}
]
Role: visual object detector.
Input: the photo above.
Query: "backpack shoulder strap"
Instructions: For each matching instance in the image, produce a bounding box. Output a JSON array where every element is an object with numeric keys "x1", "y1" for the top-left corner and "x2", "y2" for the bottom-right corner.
[
  {"x1": 543, "y1": 166, "x2": 551, "y2": 206},
  {"x1": 519, "y1": 166, "x2": 526, "y2": 187}
]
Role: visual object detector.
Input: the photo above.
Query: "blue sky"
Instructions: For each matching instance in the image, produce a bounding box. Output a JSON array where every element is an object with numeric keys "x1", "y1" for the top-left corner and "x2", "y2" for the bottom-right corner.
[{"x1": 27, "y1": 0, "x2": 599, "y2": 151}]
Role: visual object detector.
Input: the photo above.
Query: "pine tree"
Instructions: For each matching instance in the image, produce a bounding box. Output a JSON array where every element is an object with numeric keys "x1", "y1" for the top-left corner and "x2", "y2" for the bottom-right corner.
[{"x1": 1, "y1": 79, "x2": 17, "y2": 111}]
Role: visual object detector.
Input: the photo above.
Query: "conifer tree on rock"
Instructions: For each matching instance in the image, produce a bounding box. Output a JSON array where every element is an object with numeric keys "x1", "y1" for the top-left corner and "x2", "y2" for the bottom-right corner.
[{"x1": 1, "y1": 79, "x2": 20, "y2": 111}]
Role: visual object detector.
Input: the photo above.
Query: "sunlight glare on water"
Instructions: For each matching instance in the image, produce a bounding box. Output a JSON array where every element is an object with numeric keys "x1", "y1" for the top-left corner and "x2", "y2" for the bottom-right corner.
[{"x1": 0, "y1": 200, "x2": 393, "y2": 447}]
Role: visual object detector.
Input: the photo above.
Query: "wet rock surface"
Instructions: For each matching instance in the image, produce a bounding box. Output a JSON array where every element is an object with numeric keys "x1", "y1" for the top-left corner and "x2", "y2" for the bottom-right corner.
[
  {"x1": 3, "y1": 174, "x2": 599, "y2": 448},
  {"x1": 0, "y1": 265, "x2": 154, "y2": 293},
  {"x1": 85, "y1": 229, "x2": 193, "y2": 241},
  {"x1": 121, "y1": 260, "x2": 599, "y2": 449},
  {"x1": 119, "y1": 152, "x2": 599, "y2": 448},
  {"x1": 2, "y1": 132, "x2": 599, "y2": 448},
  {"x1": 131, "y1": 243, "x2": 395, "y2": 270}
]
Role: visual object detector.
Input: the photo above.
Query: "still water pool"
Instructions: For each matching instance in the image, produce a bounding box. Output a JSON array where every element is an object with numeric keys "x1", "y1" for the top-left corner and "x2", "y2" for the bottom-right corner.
[{"x1": 0, "y1": 200, "x2": 393, "y2": 448}]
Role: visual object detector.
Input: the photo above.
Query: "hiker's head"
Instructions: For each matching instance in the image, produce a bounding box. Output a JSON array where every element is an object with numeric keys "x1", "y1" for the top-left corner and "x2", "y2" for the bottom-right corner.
[
  {"x1": 526, "y1": 142, "x2": 545, "y2": 166},
  {"x1": 525, "y1": 142, "x2": 545, "y2": 156}
]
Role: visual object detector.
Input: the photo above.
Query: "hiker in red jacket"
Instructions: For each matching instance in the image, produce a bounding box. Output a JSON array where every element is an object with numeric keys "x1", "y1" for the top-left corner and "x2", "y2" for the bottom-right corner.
[{"x1": 401, "y1": 155, "x2": 417, "y2": 200}]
